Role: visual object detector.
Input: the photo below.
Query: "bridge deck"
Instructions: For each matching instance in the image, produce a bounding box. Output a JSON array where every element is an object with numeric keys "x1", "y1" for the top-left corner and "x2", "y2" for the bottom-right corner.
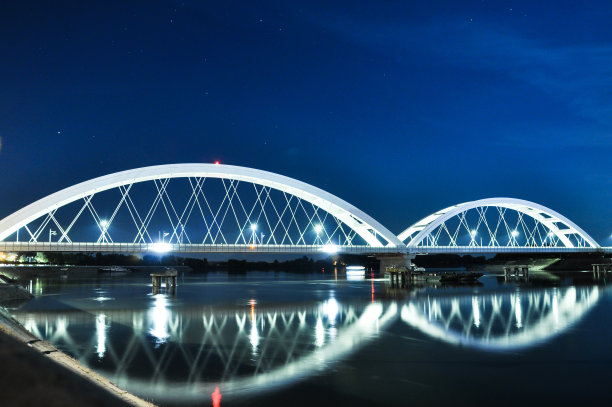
[
  {"x1": 0, "y1": 242, "x2": 405, "y2": 255},
  {"x1": 408, "y1": 246, "x2": 610, "y2": 254},
  {"x1": 1, "y1": 242, "x2": 609, "y2": 254}
]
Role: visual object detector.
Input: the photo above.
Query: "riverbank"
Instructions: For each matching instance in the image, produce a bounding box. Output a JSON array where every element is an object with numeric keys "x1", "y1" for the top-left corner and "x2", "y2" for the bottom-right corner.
[{"x1": 0, "y1": 307, "x2": 155, "y2": 407}]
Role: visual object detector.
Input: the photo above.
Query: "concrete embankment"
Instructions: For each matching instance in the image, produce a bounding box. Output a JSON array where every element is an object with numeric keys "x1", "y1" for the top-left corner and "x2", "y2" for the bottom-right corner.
[
  {"x1": 0, "y1": 285, "x2": 33, "y2": 302},
  {"x1": 0, "y1": 274, "x2": 33, "y2": 303},
  {"x1": 0, "y1": 307, "x2": 156, "y2": 407}
]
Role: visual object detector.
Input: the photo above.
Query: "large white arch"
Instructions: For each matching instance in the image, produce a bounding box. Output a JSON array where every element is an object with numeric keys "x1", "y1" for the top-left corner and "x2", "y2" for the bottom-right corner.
[
  {"x1": 0, "y1": 163, "x2": 404, "y2": 248},
  {"x1": 398, "y1": 197, "x2": 599, "y2": 248}
]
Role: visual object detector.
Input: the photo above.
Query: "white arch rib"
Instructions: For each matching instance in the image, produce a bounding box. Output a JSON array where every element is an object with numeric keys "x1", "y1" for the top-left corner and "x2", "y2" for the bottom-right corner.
[
  {"x1": 398, "y1": 197, "x2": 599, "y2": 248},
  {"x1": 0, "y1": 163, "x2": 404, "y2": 248}
]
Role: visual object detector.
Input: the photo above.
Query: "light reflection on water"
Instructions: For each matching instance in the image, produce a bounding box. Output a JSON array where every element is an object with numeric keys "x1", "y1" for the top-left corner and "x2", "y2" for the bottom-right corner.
[
  {"x1": 95, "y1": 313, "x2": 107, "y2": 358},
  {"x1": 149, "y1": 294, "x2": 171, "y2": 345},
  {"x1": 6, "y1": 273, "x2": 608, "y2": 405}
]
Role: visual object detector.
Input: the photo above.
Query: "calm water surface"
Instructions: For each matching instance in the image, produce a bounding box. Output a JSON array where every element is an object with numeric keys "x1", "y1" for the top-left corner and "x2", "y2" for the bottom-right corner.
[{"x1": 5, "y1": 269, "x2": 612, "y2": 406}]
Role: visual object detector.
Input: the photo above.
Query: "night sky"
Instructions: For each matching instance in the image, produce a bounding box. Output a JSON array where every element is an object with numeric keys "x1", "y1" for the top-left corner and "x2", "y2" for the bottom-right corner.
[{"x1": 1, "y1": 1, "x2": 611, "y2": 243}]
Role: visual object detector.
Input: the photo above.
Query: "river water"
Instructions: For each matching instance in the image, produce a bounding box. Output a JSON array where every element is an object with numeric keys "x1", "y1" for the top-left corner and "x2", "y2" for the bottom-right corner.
[{"x1": 3, "y1": 268, "x2": 612, "y2": 406}]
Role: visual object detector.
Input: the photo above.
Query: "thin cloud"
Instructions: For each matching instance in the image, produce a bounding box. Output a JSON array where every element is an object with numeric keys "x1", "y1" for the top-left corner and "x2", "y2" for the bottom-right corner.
[{"x1": 316, "y1": 15, "x2": 612, "y2": 146}]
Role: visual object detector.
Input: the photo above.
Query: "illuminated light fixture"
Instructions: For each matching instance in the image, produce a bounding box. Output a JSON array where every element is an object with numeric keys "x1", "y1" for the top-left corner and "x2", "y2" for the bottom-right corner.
[
  {"x1": 346, "y1": 265, "x2": 365, "y2": 280},
  {"x1": 314, "y1": 224, "x2": 323, "y2": 234},
  {"x1": 214, "y1": 161, "x2": 220, "y2": 165},
  {"x1": 470, "y1": 230, "x2": 477, "y2": 237},
  {"x1": 100, "y1": 220, "x2": 108, "y2": 228},
  {"x1": 250, "y1": 224, "x2": 257, "y2": 232},
  {"x1": 249, "y1": 244, "x2": 255, "y2": 250},
  {"x1": 321, "y1": 244, "x2": 338, "y2": 254},
  {"x1": 511, "y1": 230, "x2": 519, "y2": 237},
  {"x1": 149, "y1": 242, "x2": 172, "y2": 253}
]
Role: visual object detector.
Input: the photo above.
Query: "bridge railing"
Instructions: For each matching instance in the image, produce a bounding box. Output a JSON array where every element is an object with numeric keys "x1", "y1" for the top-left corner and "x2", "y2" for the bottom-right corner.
[
  {"x1": 0, "y1": 242, "x2": 405, "y2": 255},
  {"x1": 408, "y1": 245, "x2": 606, "y2": 254}
]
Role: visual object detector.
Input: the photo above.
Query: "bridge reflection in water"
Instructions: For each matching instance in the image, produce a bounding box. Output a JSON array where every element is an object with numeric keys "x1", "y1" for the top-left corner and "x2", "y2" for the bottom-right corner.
[
  {"x1": 12, "y1": 285, "x2": 601, "y2": 403},
  {"x1": 401, "y1": 286, "x2": 599, "y2": 351}
]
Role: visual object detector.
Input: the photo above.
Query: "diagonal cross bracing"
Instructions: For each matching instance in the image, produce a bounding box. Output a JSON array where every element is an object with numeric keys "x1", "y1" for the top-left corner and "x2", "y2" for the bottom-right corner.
[
  {"x1": 399, "y1": 198, "x2": 599, "y2": 250},
  {"x1": 0, "y1": 164, "x2": 404, "y2": 251}
]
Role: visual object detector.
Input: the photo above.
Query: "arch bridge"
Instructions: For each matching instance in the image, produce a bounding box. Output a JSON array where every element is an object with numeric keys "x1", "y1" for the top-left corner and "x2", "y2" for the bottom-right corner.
[
  {"x1": 0, "y1": 164, "x2": 405, "y2": 256},
  {"x1": 399, "y1": 198, "x2": 604, "y2": 255},
  {"x1": 0, "y1": 165, "x2": 607, "y2": 256}
]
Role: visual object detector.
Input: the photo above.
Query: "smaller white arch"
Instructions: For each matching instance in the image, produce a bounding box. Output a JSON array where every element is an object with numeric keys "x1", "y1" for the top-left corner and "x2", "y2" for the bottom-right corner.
[{"x1": 398, "y1": 197, "x2": 599, "y2": 249}]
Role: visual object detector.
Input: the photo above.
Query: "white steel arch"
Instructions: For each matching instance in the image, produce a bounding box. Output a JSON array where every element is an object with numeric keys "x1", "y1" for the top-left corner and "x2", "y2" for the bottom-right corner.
[
  {"x1": 398, "y1": 197, "x2": 599, "y2": 249},
  {"x1": 0, "y1": 163, "x2": 404, "y2": 248}
]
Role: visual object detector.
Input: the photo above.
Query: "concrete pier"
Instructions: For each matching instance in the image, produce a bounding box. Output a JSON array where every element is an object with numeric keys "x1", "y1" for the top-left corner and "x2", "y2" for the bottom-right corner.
[
  {"x1": 386, "y1": 266, "x2": 410, "y2": 287},
  {"x1": 151, "y1": 269, "x2": 177, "y2": 294},
  {"x1": 504, "y1": 265, "x2": 530, "y2": 281},
  {"x1": 377, "y1": 254, "x2": 412, "y2": 275},
  {"x1": 592, "y1": 264, "x2": 612, "y2": 279}
]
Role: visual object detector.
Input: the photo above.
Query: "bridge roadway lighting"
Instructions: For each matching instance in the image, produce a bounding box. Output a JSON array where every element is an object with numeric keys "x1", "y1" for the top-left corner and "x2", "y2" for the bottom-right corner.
[
  {"x1": 512, "y1": 230, "x2": 519, "y2": 237},
  {"x1": 314, "y1": 224, "x2": 323, "y2": 244},
  {"x1": 321, "y1": 244, "x2": 338, "y2": 254},
  {"x1": 150, "y1": 242, "x2": 172, "y2": 253}
]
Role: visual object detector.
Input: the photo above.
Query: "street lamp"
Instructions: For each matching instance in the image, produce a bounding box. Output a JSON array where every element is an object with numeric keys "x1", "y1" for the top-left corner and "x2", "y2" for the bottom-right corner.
[
  {"x1": 511, "y1": 230, "x2": 519, "y2": 246},
  {"x1": 314, "y1": 224, "x2": 323, "y2": 244},
  {"x1": 100, "y1": 220, "x2": 108, "y2": 243},
  {"x1": 179, "y1": 224, "x2": 185, "y2": 244},
  {"x1": 470, "y1": 230, "x2": 480, "y2": 246}
]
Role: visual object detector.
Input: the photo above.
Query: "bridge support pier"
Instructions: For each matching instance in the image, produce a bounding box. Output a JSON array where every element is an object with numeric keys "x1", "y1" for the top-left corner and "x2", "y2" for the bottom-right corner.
[
  {"x1": 592, "y1": 264, "x2": 611, "y2": 279},
  {"x1": 376, "y1": 254, "x2": 414, "y2": 276},
  {"x1": 151, "y1": 269, "x2": 178, "y2": 294},
  {"x1": 504, "y1": 265, "x2": 530, "y2": 282}
]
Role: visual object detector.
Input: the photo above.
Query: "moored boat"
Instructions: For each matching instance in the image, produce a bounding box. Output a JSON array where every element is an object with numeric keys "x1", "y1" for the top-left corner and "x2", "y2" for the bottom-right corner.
[
  {"x1": 346, "y1": 265, "x2": 366, "y2": 280},
  {"x1": 411, "y1": 271, "x2": 442, "y2": 282},
  {"x1": 98, "y1": 266, "x2": 131, "y2": 274}
]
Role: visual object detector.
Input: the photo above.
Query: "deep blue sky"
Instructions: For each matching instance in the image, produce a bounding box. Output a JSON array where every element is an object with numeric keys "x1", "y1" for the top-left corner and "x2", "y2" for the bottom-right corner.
[{"x1": 1, "y1": 1, "x2": 611, "y2": 243}]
